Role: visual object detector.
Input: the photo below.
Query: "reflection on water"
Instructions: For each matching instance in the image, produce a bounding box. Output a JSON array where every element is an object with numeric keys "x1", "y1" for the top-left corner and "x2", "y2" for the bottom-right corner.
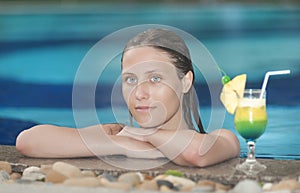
[
  {"x1": 0, "y1": 4, "x2": 299, "y2": 84},
  {"x1": 0, "y1": 4, "x2": 299, "y2": 159}
]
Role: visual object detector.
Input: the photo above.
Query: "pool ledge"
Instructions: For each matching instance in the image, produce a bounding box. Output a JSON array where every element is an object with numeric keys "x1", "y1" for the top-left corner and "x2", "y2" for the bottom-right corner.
[{"x1": 1, "y1": 145, "x2": 299, "y2": 185}]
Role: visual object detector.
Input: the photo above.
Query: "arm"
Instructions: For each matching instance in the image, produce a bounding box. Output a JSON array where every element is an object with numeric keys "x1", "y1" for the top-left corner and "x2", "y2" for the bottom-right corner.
[
  {"x1": 150, "y1": 129, "x2": 240, "y2": 167},
  {"x1": 119, "y1": 127, "x2": 240, "y2": 167},
  {"x1": 16, "y1": 124, "x2": 164, "y2": 159},
  {"x1": 16, "y1": 124, "x2": 93, "y2": 158}
]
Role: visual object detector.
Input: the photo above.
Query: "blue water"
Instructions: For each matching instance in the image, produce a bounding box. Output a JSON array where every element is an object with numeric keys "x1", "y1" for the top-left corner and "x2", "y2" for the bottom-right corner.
[{"x1": 0, "y1": 3, "x2": 299, "y2": 160}]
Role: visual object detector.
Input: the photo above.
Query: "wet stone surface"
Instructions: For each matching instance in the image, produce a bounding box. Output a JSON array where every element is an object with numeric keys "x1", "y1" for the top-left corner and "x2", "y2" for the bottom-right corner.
[{"x1": 0, "y1": 145, "x2": 300, "y2": 192}]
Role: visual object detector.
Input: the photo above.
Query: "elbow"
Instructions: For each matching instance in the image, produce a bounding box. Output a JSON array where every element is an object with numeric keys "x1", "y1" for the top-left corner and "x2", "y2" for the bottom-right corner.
[
  {"x1": 181, "y1": 129, "x2": 241, "y2": 167},
  {"x1": 16, "y1": 125, "x2": 44, "y2": 157},
  {"x1": 183, "y1": 152, "x2": 210, "y2": 168},
  {"x1": 220, "y1": 129, "x2": 240, "y2": 158},
  {"x1": 181, "y1": 145, "x2": 210, "y2": 167},
  {"x1": 16, "y1": 129, "x2": 32, "y2": 156}
]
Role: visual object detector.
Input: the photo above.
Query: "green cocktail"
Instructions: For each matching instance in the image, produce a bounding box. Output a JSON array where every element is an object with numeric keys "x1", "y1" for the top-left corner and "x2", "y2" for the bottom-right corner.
[
  {"x1": 234, "y1": 104, "x2": 267, "y2": 142},
  {"x1": 219, "y1": 70, "x2": 290, "y2": 176},
  {"x1": 234, "y1": 89, "x2": 268, "y2": 175}
]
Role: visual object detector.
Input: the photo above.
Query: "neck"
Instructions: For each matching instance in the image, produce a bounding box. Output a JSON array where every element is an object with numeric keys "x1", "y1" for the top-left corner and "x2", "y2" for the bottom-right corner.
[{"x1": 160, "y1": 106, "x2": 188, "y2": 130}]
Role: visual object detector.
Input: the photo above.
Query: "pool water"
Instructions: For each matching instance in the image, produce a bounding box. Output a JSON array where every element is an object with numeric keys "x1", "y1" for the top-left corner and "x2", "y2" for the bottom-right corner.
[{"x1": 0, "y1": 3, "x2": 299, "y2": 160}]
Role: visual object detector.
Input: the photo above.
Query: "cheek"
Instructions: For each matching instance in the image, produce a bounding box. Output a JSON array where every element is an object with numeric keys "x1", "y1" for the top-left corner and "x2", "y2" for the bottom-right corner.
[
  {"x1": 122, "y1": 86, "x2": 131, "y2": 104},
  {"x1": 122, "y1": 85, "x2": 137, "y2": 110},
  {"x1": 158, "y1": 81, "x2": 183, "y2": 100},
  {"x1": 154, "y1": 86, "x2": 182, "y2": 108}
]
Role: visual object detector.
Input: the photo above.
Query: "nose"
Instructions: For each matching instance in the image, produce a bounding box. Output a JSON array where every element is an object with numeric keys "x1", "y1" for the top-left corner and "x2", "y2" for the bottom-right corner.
[{"x1": 134, "y1": 81, "x2": 150, "y2": 101}]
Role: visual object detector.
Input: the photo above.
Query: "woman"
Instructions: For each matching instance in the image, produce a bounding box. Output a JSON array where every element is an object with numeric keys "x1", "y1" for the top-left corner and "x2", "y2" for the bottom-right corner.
[{"x1": 16, "y1": 28, "x2": 240, "y2": 167}]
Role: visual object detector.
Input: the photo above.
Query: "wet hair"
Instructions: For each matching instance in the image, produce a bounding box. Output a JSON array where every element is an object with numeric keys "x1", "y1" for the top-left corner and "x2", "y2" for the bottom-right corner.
[{"x1": 122, "y1": 28, "x2": 205, "y2": 134}]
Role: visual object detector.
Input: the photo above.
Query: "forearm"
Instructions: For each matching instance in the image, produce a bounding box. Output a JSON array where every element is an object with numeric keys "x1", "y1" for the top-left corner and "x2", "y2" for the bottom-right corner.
[
  {"x1": 109, "y1": 135, "x2": 165, "y2": 159},
  {"x1": 16, "y1": 125, "x2": 94, "y2": 158},
  {"x1": 196, "y1": 129, "x2": 240, "y2": 165},
  {"x1": 103, "y1": 126, "x2": 239, "y2": 166},
  {"x1": 144, "y1": 129, "x2": 197, "y2": 166},
  {"x1": 16, "y1": 124, "x2": 164, "y2": 159},
  {"x1": 116, "y1": 126, "x2": 192, "y2": 164},
  {"x1": 145, "y1": 129, "x2": 240, "y2": 167}
]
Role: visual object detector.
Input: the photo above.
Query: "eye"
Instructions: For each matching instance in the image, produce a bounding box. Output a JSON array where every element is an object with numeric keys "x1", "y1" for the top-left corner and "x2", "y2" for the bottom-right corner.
[
  {"x1": 124, "y1": 76, "x2": 137, "y2": 85},
  {"x1": 150, "y1": 75, "x2": 161, "y2": 83}
]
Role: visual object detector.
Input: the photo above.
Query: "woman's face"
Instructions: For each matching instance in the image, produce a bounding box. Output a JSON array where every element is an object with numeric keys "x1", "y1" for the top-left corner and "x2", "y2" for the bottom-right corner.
[{"x1": 122, "y1": 47, "x2": 185, "y2": 129}]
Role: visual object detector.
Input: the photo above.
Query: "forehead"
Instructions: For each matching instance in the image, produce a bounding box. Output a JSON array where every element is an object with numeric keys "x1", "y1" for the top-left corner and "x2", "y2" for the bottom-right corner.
[{"x1": 122, "y1": 47, "x2": 173, "y2": 71}]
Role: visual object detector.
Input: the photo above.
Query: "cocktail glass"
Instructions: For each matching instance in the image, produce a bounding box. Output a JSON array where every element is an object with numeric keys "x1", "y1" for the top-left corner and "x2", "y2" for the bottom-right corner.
[{"x1": 234, "y1": 89, "x2": 267, "y2": 175}]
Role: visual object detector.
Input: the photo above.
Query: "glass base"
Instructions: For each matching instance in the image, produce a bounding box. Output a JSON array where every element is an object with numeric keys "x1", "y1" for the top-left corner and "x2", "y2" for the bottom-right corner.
[{"x1": 236, "y1": 159, "x2": 266, "y2": 176}]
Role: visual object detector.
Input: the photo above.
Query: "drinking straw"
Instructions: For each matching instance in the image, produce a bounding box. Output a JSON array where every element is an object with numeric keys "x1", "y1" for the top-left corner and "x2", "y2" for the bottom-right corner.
[{"x1": 260, "y1": 70, "x2": 291, "y2": 99}]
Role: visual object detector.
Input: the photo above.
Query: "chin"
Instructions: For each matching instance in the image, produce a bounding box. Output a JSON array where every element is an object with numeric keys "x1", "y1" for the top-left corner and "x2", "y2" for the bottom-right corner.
[
  {"x1": 136, "y1": 120, "x2": 164, "y2": 129},
  {"x1": 134, "y1": 112, "x2": 167, "y2": 129}
]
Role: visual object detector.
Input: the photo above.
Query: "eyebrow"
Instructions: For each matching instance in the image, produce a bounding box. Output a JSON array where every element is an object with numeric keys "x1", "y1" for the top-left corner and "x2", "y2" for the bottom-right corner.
[
  {"x1": 122, "y1": 69, "x2": 163, "y2": 75},
  {"x1": 122, "y1": 72, "x2": 135, "y2": 76}
]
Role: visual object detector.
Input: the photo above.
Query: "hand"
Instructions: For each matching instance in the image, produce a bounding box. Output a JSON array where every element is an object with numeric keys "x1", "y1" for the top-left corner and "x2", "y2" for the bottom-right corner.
[
  {"x1": 110, "y1": 135, "x2": 165, "y2": 159},
  {"x1": 101, "y1": 123, "x2": 124, "y2": 135},
  {"x1": 116, "y1": 126, "x2": 159, "y2": 142},
  {"x1": 124, "y1": 141, "x2": 166, "y2": 159}
]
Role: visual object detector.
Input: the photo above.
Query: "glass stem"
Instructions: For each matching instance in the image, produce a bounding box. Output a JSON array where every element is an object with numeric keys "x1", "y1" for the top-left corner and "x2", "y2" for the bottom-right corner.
[{"x1": 246, "y1": 141, "x2": 256, "y2": 163}]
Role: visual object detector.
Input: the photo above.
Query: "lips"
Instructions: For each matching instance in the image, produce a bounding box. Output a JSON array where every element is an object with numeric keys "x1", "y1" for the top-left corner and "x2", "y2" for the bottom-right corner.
[{"x1": 135, "y1": 106, "x2": 156, "y2": 112}]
